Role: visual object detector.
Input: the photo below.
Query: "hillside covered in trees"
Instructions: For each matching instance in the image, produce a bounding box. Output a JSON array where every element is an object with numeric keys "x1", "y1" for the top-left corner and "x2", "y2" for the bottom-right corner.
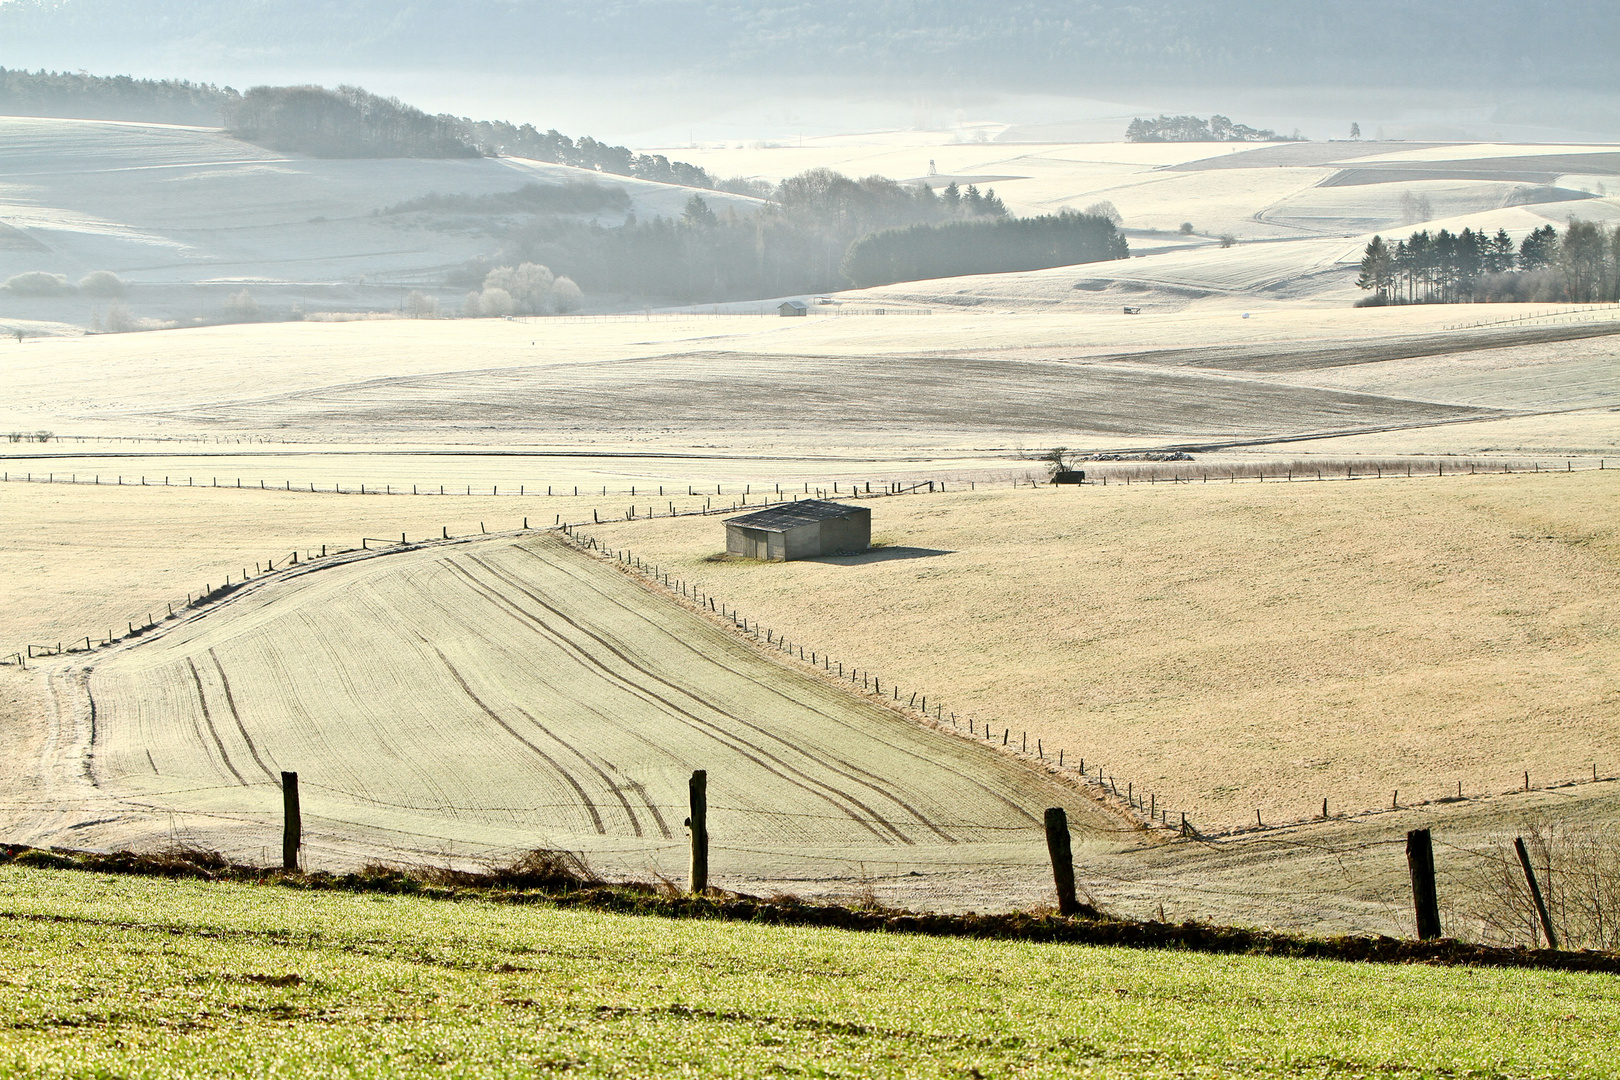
[
  {"x1": 440, "y1": 169, "x2": 1107, "y2": 303},
  {"x1": 1, "y1": 70, "x2": 722, "y2": 186},
  {"x1": 843, "y1": 211, "x2": 1128, "y2": 287},
  {"x1": 0, "y1": 67, "x2": 233, "y2": 125},
  {"x1": 1355, "y1": 222, "x2": 1620, "y2": 305}
]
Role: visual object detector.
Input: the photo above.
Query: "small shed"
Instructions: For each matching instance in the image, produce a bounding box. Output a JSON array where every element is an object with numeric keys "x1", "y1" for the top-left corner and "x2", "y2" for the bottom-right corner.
[
  {"x1": 724, "y1": 499, "x2": 871, "y2": 561},
  {"x1": 778, "y1": 299, "x2": 809, "y2": 317}
]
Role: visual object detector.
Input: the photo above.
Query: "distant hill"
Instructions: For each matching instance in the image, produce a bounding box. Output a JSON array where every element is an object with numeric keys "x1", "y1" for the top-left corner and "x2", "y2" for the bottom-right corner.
[
  {"x1": 1, "y1": 1, "x2": 1616, "y2": 95},
  {"x1": 0, "y1": 67, "x2": 232, "y2": 125}
]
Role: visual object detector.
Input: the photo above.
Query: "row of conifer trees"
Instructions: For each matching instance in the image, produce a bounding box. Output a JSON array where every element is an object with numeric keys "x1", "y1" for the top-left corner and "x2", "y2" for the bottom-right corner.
[{"x1": 1356, "y1": 221, "x2": 1620, "y2": 305}]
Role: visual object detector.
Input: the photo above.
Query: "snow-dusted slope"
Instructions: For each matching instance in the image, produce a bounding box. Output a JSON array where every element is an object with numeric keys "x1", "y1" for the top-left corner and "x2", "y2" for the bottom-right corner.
[{"x1": 0, "y1": 116, "x2": 759, "y2": 326}]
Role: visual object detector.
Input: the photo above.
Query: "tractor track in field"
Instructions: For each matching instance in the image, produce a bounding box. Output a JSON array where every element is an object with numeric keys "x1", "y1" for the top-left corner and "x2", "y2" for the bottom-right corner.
[
  {"x1": 452, "y1": 553, "x2": 932, "y2": 845},
  {"x1": 519, "y1": 546, "x2": 1055, "y2": 834},
  {"x1": 13, "y1": 529, "x2": 1115, "y2": 873}
]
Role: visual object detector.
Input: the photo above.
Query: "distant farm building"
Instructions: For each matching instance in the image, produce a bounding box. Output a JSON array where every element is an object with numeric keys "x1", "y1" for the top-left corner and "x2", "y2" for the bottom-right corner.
[
  {"x1": 778, "y1": 299, "x2": 809, "y2": 316},
  {"x1": 724, "y1": 499, "x2": 871, "y2": 561}
]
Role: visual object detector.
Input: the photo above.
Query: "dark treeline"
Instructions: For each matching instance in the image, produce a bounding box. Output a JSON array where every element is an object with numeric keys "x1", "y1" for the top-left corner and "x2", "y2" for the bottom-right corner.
[
  {"x1": 4, "y1": 69, "x2": 723, "y2": 187},
  {"x1": 223, "y1": 84, "x2": 721, "y2": 186},
  {"x1": 455, "y1": 120, "x2": 718, "y2": 188},
  {"x1": 223, "y1": 85, "x2": 478, "y2": 157},
  {"x1": 843, "y1": 211, "x2": 1129, "y2": 287},
  {"x1": 1125, "y1": 114, "x2": 1300, "y2": 143},
  {"x1": 452, "y1": 169, "x2": 1027, "y2": 302},
  {"x1": 1356, "y1": 221, "x2": 1620, "y2": 305},
  {"x1": 0, "y1": 67, "x2": 233, "y2": 125}
]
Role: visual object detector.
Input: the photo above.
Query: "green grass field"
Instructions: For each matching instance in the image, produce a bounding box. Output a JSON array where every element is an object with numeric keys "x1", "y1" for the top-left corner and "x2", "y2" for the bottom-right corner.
[{"x1": 1, "y1": 867, "x2": 1613, "y2": 1078}]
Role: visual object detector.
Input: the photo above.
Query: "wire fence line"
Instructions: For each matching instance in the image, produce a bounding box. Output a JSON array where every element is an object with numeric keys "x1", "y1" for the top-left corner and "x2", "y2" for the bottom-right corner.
[
  {"x1": 1440, "y1": 302, "x2": 1620, "y2": 333},
  {"x1": 7, "y1": 466, "x2": 1616, "y2": 938},
  {"x1": 4, "y1": 453, "x2": 1608, "y2": 504},
  {"x1": 561, "y1": 516, "x2": 1618, "y2": 847}
]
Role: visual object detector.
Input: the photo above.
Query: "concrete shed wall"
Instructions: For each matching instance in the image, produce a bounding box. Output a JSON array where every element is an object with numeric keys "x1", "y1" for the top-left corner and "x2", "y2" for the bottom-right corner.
[
  {"x1": 781, "y1": 523, "x2": 824, "y2": 560},
  {"x1": 816, "y1": 509, "x2": 871, "y2": 555}
]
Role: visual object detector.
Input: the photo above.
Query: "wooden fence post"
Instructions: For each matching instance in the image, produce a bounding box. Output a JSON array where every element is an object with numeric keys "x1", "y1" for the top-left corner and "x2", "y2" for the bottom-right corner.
[
  {"x1": 1514, "y1": 837, "x2": 1559, "y2": 949},
  {"x1": 687, "y1": 769, "x2": 708, "y2": 894},
  {"x1": 281, "y1": 771, "x2": 301, "y2": 871},
  {"x1": 1406, "y1": 828, "x2": 1441, "y2": 939},
  {"x1": 1044, "y1": 807, "x2": 1080, "y2": 916}
]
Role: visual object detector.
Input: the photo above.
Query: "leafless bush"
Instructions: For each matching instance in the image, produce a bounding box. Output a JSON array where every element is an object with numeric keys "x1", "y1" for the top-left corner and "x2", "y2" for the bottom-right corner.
[
  {"x1": 223, "y1": 289, "x2": 261, "y2": 323},
  {"x1": 2, "y1": 271, "x2": 74, "y2": 296},
  {"x1": 403, "y1": 290, "x2": 439, "y2": 318},
  {"x1": 1464, "y1": 817, "x2": 1620, "y2": 951},
  {"x1": 1083, "y1": 200, "x2": 1123, "y2": 226},
  {"x1": 77, "y1": 270, "x2": 126, "y2": 298}
]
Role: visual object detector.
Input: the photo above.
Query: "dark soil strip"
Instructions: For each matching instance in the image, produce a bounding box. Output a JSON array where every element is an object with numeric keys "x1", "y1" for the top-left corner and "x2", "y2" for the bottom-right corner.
[{"x1": 3, "y1": 845, "x2": 1614, "y2": 976}]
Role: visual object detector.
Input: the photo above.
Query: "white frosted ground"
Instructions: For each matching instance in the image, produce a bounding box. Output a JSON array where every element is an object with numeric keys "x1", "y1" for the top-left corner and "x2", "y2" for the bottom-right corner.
[{"x1": 0, "y1": 116, "x2": 761, "y2": 325}]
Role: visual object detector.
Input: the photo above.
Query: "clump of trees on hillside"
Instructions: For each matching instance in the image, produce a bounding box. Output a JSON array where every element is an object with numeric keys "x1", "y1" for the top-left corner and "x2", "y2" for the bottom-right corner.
[
  {"x1": 223, "y1": 85, "x2": 479, "y2": 158},
  {"x1": 0, "y1": 67, "x2": 233, "y2": 124},
  {"x1": 222, "y1": 82, "x2": 722, "y2": 187},
  {"x1": 1356, "y1": 221, "x2": 1620, "y2": 305},
  {"x1": 1126, "y1": 114, "x2": 1300, "y2": 142},
  {"x1": 461, "y1": 263, "x2": 583, "y2": 316},
  {"x1": 9, "y1": 69, "x2": 727, "y2": 194},
  {"x1": 842, "y1": 210, "x2": 1128, "y2": 287},
  {"x1": 2, "y1": 270, "x2": 127, "y2": 297},
  {"x1": 460, "y1": 169, "x2": 1015, "y2": 303}
]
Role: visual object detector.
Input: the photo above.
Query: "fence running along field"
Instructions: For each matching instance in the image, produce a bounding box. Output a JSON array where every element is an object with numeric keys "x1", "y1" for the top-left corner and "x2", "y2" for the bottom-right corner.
[
  {"x1": 1440, "y1": 302, "x2": 1620, "y2": 333},
  {"x1": 3, "y1": 456, "x2": 1607, "y2": 501},
  {"x1": 5, "y1": 516, "x2": 1616, "y2": 945},
  {"x1": 557, "y1": 521, "x2": 1616, "y2": 852}
]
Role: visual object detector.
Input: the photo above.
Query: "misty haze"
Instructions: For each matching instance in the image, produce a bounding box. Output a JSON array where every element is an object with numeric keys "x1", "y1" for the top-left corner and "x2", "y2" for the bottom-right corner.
[{"x1": 2, "y1": 2, "x2": 1618, "y2": 1076}]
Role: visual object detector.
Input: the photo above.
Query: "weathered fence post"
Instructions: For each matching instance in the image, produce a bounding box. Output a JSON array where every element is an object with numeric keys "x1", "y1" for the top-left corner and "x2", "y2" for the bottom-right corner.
[
  {"x1": 1044, "y1": 807, "x2": 1080, "y2": 915},
  {"x1": 1406, "y1": 828, "x2": 1441, "y2": 939},
  {"x1": 687, "y1": 769, "x2": 708, "y2": 894},
  {"x1": 281, "y1": 771, "x2": 301, "y2": 871},
  {"x1": 1514, "y1": 837, "x2": 1558, "y2": 949}
]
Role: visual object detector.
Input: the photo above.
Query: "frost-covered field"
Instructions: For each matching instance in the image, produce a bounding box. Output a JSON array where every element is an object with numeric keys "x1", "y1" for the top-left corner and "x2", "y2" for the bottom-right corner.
[
  {"x1": 0, "y1": 116, "x2": 760, "y2": 325},
  {"x1": 7, "y1": 530, "x2": 1118, "y2": 889},
  {"x1": 3, "y1": 120, "x2": 1618, "y2": 333}
]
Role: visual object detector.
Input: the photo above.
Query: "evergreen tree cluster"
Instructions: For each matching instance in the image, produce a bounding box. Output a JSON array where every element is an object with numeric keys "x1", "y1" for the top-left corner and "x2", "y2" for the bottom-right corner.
[
  {"x1": 1125, "y1": 114, "x2": 1299, "y2": 143},
  {"x1": 452, "y1": 170, "x2": 1022, "y2": 303},
  {"x1": 0, "y1": 66, "x2": 234, "y2": 125},
  {"x1": 1356, "y1": 221, "x2": 1620, "y2": 305},
  {"x1": 842, "y1": 210, "x2": 1129, "y2": 288}
]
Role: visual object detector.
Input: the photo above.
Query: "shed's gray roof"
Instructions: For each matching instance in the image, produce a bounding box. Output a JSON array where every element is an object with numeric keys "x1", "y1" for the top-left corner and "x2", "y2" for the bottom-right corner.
[{"x1": 724, "y1": 499, "x2": 868, "y2": 533}]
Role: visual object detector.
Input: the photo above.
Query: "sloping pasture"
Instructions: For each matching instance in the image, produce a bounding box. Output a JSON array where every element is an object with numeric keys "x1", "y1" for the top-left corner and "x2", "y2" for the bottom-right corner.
[{"x1": 53, "y1": 532, "x2": 1115, "y2": 874}]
